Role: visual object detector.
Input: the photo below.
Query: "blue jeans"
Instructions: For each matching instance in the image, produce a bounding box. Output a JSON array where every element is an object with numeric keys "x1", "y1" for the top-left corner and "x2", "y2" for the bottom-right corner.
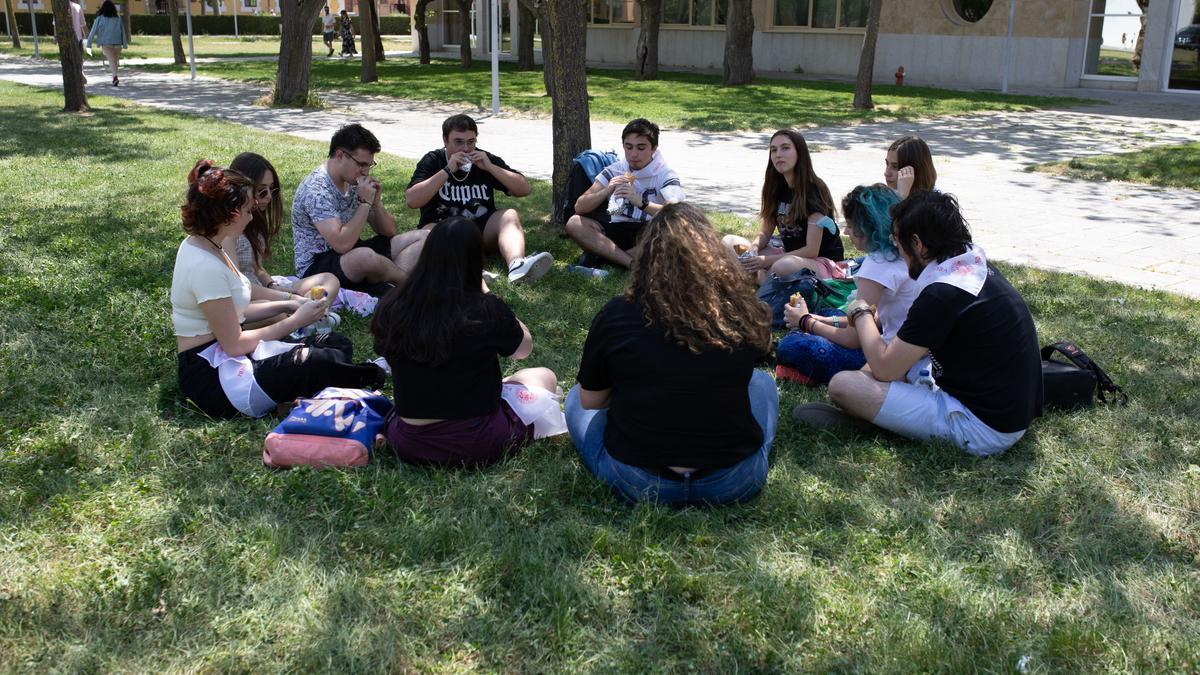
[{"x1": 565, "y1": 370, "x2": 779, "y2": 506}]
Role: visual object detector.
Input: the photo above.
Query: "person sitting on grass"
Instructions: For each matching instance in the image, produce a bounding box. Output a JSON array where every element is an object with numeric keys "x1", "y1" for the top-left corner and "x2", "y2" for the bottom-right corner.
[
  {"x1": 405, "y1": 114, "x2": 553, "y2": 284},
  {"x1": 724, "y1": 129, "x2": 845, "y2": 283},
  {"x1": 224, "y1": 152, "x2": 341, "y2": 327},
  {"x1": 567, "y1": 203, "x2": 778, "y2": 505},
  {"x1": 371, "y1": 216, "x2": 564, "y2": 467},
  {"x1": 884, "y1": 135, "x2": 938, "y2": 199},
  {"x1": 792, "y1": 191, "x2": 1043, "y2": 457},
  {"x1": 778, "y1": 184, "x2": 919, "y2": 385},
  {"x1": 173, "y1": 160, "x2": 386, "y2": 419},
  {"x1": 564, "y1": 118, "x2": 685, "y2": 269},
  {"x1": 292, "y1": 123, "x2": 427, "y2": 297}
]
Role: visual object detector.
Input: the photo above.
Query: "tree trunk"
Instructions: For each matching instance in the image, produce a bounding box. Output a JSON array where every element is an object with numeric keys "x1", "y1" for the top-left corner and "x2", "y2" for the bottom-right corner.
[
  {"x1": 361, "y1": 0, "x2": 378, "y2": 81},
  {"x1": 516, "y1": 0, "x2": 535, "y2": 70},
  {"x1": 6, "y1": 0, "x2": 22, "y2": 49},
  {"x1": 539, "y1": 3, "x2": 553, "y2": 97},
  {"x1": 1131, "y1": 0, "x2": 1149, "y2": 70},
  {"x1": 545, "y1": 0, "x2": 590, "y2": 225},
  {"x1": 121, "y1": 0, "x2": 131, "y2": 42},
  {"x1": 851, "y1": 0, "x2": 881, "y2": 109},
  {"x1": 458, "y1": 0, "x2": 472, "y2": 67},
  {"x1": 272, "y1": 0, "x2": 326, "y2": 106},
  {"x1": 51, "y1": 0, "x2": 88, "y2": 111},
  {"x1": 635, "y1": 0, "x2": 660, "y2": 80},
  {"x1": 166, "y1": 0, "x2": 185, "y2": 65},
  {"x1": 414, "y1": 0, "x2": 431, "y2": 63},
  {"x1": 373, "y1": 0, "x2": 385, "y2": 61},
  {"x1": 722, "y1": 0, "x2": 753, "y2": 85}
]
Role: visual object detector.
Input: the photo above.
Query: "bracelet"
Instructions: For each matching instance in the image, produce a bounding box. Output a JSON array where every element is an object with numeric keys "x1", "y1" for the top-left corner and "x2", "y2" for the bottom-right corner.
[
  {"x1": 798, "y1": 314, "x2": 814, "y2": 333},
  {"x1": 849, "y1": 306, "x2": 875, "y2": 325},
  {"x1": 443, "y1": 166, "x2": 453, "y2": 179},
  {"x1": 832, "y1": 316, "x2": 842, "y2": 329}
]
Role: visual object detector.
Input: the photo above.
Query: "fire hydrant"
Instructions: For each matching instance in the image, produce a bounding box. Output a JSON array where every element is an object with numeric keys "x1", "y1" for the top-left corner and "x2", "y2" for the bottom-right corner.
[{"x1": 894, "y1": 66, "x2": 905, "y2": 86}]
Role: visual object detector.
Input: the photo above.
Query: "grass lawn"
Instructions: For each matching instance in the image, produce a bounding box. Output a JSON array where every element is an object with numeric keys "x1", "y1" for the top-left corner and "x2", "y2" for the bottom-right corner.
[
  {"x1": 0, "y1": 34, "x2": 411, "y2": 60},
  {"x1": 2, "y1": 81, "x2": 1199, "y2": 671},
  {"x1": 131, "y1": 56, "x2": 1090, "y2": 132},
  {"x1": 1028, "y1": 142, "x2": 1200, "y2": 191}
]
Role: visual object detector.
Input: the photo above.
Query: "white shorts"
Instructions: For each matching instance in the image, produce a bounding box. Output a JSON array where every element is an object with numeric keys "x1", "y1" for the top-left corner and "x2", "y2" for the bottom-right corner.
[{"x1": 873, "y1": 378, "x2": 1026, "y2": 457}]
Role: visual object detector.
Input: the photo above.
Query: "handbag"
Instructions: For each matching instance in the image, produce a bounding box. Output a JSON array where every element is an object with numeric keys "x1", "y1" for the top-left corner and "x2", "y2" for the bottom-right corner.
[
  {"x1": 756, "y1": 269, "x2": 854, "y2": 329},
  {"x1": 263, "y1": 387, "x2": 393, "y2": 468},
  {"x1": 1041, "y1": 342, "x2": 1127, "y2": 411}
]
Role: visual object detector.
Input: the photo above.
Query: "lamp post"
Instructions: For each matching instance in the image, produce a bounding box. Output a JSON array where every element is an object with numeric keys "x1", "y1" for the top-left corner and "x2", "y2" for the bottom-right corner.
[
  {"x1": 185, "y1": 0, "x2": 196, "y2": 79},
  {"x1": 489, "y1": 0, "x2": 499, "y2": 114},
  {"x1": 27, "y1": 0, "x2": 39, "y2": 58}
]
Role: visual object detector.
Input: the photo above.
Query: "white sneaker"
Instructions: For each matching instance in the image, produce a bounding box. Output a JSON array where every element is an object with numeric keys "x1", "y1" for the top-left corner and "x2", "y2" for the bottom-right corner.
[
  {"x1": 482, "y1": 270, "x2": 500, "y2": 283},
  {"x1": 507, "y1": 251, "x2": 554, "y2": 284}
]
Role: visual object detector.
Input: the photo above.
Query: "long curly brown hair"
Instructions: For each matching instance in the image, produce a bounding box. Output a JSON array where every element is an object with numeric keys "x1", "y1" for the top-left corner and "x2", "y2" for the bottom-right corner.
[{"x1": 626, "y1": 203, "x2": 772, "y2": 355}]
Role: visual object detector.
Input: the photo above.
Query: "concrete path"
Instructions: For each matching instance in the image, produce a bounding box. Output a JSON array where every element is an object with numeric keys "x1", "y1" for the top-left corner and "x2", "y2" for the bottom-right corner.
[{"x1": 3, "y1": 55, "x2": 1199, "y2": 296}]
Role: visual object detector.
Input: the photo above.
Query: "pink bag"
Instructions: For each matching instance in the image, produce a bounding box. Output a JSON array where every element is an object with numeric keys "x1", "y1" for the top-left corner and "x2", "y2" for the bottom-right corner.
[
  {"x1": 263, "y1": 432, "x2": 372, "y2": 468},
  {"x1": 262, "y1": 388, "x2": 392, "y2": 469}
]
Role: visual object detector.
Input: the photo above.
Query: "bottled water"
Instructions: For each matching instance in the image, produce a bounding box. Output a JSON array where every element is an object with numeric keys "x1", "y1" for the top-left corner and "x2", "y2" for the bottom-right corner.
[{"x1": 566, "y1": 264, "x2": 609, "y2": 279}]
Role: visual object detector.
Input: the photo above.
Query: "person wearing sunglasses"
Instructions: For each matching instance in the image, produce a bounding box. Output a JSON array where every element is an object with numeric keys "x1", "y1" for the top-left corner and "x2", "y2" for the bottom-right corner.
[{"x1": 292, "y1": 124, "x2": 427, "y2": 297}]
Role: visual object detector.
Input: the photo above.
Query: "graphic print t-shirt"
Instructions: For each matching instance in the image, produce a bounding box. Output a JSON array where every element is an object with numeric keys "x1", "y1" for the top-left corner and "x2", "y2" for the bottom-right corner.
[
  {"x1": 596, "y1": 159, "x2": 684, "y2": 224},
  {"x1": 774, "y1": 186, "x2": 844, "y2": 261},
  {"x1": 408, "y1": 149, "x2": 519, "y2": 226}
]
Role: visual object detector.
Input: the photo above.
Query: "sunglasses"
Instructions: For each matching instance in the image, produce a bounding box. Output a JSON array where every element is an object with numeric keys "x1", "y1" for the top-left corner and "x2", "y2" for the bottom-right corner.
[{"x1": 254, "y1": 185, "x2": 281, "y2": 200}]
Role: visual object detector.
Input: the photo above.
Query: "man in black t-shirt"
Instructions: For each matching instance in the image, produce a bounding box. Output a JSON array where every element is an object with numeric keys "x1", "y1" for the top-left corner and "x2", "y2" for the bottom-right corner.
[
  {"x1": 404, "y1": 114, "x2": 553, "y2": 284},
  {"x1": 793, "y1": 192, "x2": 1043, "y2": 456}
]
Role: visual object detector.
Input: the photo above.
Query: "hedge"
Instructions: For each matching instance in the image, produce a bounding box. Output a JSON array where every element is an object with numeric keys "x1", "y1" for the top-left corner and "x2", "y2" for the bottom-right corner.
[{"x1": 9, "y1": 12, "x2": 410, "y2": 36}]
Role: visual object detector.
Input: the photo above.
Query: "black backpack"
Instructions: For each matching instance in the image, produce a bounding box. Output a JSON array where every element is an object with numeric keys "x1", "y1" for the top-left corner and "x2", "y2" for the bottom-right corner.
[{"x1": 1041, "y1": 341, "x2": 1127, "y2": 411}]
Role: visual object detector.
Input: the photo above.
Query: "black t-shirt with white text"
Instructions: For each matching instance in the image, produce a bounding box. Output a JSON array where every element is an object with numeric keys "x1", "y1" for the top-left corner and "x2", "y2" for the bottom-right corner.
[
  {"x1": 897, "y1": 266, "x2": 1044, "y2": 433},
  {"x1": 386, "y1": 294, "x2": 524, "y2": 420},
  {"x1": 775, "y1": 185, "x2": 844, "y2": 261},
  {"x1": 408, "y1": 149, "x2": 519, "y2": 226},
  {"x1": 576, "y1": 297, "x2": 766, "y2": 470}
]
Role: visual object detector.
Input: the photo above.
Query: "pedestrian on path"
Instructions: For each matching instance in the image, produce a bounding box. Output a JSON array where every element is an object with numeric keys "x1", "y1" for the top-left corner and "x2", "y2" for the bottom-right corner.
[
  {"x1": 68, "y1": 0, "x2": 89, "y2": 84},
  {"x1": 340, "y1": 10, "x2": 357, "y2": 58},
  {"x1": 86, "y1": 0, "x2": 127, "y2": 87},
  {"x1": 322, "y1": 7, "x2": 337, "y2": 57}
]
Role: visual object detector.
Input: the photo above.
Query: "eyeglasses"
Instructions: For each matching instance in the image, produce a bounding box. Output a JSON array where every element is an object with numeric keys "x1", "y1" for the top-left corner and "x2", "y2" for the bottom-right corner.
[
  {"x1": 340, "y1": 148, "x2": 378, "y2": 170},
  {"x1": 254, "y1": 186, "x2": 280, "y2": 200}
]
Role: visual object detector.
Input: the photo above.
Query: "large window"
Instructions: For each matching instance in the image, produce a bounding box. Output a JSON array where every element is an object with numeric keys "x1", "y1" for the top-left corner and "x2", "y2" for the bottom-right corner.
[
  {"x1": 773, "y1": 0, "x2": 867, "y2": 29},
  {"x1": 661, "y1": 0, "x2": 725, "y2": 26},
  {"x1": 590, "y1": 0, "x2": 635, "y2": 24}
]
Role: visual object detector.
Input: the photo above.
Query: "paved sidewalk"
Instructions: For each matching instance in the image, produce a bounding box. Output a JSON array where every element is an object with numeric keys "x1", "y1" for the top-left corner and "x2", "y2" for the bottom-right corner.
[{"x1": 3, "y1": 55, "x2": 1199, "y2": 296}]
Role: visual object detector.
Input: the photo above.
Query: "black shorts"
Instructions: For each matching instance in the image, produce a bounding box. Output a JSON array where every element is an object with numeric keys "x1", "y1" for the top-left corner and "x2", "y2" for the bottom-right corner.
[
  {"x1": 602, "y1": 217, "x2": 645, "y2": 252},
  {"x1": 323, "y1": 30, "x2": 335, "y2": 41},
  {"x1": 422, "y1": 210, "x2": 496, "y2": 233},
  {"x1": 302, "y1": 235, "x2": 395, "y2": 296}
]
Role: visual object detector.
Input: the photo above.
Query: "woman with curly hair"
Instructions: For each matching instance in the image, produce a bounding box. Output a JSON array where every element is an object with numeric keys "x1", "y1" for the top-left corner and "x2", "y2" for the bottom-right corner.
[
  {"x1": 778, "y1": 184, "x2": 920, "y2": 385},
  {"x1": 172, "y1": 159, "x2": 384, "y2": 419},
  {"x1": 568, "y1": 203, "x2": 779, "y2": 505}
]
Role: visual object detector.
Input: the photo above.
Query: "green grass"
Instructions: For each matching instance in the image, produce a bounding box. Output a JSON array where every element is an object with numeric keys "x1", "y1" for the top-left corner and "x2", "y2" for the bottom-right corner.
[
  {"x1": 1029, "y1": 143, "x2": 1200, "y2": 190},
  {"x1": 2, "y1": 80, "x2": 1199, "y2": 671},
  {"x1": 1095, "y1": 48, "x2": 1137, "y2": 78},
  {"x1": 132, "y1": 56, "x2": 1091, "y2": 132},
  {"x1": 0, "y1": 34, "x2": 411, "y2": 60}
]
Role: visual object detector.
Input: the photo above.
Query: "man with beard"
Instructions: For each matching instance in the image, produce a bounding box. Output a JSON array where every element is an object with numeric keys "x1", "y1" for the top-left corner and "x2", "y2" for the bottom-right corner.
[{"x1": 792, "y1": 191, "x2": 1043, "y2": 456}]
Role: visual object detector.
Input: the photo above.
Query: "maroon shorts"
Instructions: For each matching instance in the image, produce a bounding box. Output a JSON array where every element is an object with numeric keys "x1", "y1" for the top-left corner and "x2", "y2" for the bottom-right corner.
[{"x1": 385, "y1": 400, "x2": 533, "y2": 467}]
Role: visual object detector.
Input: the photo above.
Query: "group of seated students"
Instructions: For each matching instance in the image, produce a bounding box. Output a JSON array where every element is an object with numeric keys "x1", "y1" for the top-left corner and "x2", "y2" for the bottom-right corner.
[{"x1": 170, "y1": 114, "x2": 1044, "y2": 506}]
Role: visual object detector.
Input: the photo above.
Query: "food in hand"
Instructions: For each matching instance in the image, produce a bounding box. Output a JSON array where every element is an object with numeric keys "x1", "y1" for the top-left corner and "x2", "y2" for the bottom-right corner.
[
  {"x1": 309, "y1": 286, "x2": 328, "y2": 301},
  {"x1": 733, "y1": 243, "x2": 749, "y2": 255},
  {"x1": 789, "y1": 292, "x2": 804, "y2": 307}
]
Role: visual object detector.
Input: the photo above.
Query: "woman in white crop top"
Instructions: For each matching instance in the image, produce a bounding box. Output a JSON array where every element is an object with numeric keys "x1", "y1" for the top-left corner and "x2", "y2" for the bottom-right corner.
[{"x1": 173, "y1": 159, "x2": 385, "y2": 418}]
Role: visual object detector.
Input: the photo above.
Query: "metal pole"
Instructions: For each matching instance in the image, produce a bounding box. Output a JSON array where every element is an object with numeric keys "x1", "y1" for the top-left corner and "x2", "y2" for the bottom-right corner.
[
  {"x1": 1001, "y1": 0, "x2": 1015, "y2": 92},
  {"x1": 28, "y1": 0, "x2": 39, "y2": 57},
  {"x1": 233, "y1": 0, "x2": 238, "y2": 37},
  {"x1": 185, "y1": 0, "x2": 196, "y2": 79},
  {"x1": 3, "y1": 0, "x2": 11, "y2": 38},
  {"x1": 489, "y1": 0, "x2": 498, "y2": 114}
]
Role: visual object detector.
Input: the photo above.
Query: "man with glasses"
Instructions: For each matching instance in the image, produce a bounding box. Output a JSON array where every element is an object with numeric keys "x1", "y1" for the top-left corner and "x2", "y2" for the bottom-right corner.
[
  {"x1": 292, "y1": 123, "x2": 427, "y2": 296},
  {"x1": 405, "y1": 114, "x2": 553, "y2": 284}
]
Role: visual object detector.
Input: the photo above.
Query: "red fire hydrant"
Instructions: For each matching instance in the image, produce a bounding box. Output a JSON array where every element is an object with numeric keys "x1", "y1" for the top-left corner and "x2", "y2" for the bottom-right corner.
[{"x1": 895, "y1": 66, "x2": 905, "y2": 86}]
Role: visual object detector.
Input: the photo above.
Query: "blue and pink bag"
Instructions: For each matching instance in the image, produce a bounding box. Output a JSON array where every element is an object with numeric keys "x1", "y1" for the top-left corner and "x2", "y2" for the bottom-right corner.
[{"x1": 263, "y1": 387, "x2": 393, "y2": 468}]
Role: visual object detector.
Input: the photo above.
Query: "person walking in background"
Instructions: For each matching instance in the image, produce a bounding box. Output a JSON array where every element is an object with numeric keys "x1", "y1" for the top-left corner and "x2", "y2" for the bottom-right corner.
[
  {"x1": 69, "y1": 0, "x2": 88, "y2": 84},
  {"x1": 321, "y1": 7, "x2": 337, "y2": 57},
  {"x1": 86, "y1": 0, "x2": 126, "y2": 86},
  {"x1": 339, "y1": 9, "x2": 357, "y2": 58}
]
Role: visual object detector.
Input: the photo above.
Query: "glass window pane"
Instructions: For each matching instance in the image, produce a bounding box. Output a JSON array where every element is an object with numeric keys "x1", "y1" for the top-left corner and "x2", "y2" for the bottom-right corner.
[
  {"x1": 812, "y1": 0, "x2": 836, "y2": 27},
  {"x1": 952, "y1": 0, "x2": 993, "y2": 22},
  {"x1": 692, "y1": 0, "x2": 712, "y2": 25},
  {"x1": 840, "y1": 0, "x2": 868, "y2": 27},
  {"x1": 663, "y1": 0, "x2": 691, "y2": 24},
  {"x1": 773, "y1": 0, "x2": 809, "y2": 26},
  {"x1": 613, "y1": 0, "x2": 635, "y2": 23},
  {"x1": 715, "y1": 0, "x2": 726, "y2": 25},
  {"x1": 591, "y1": 0, "x2": 610, "y2": 23}
]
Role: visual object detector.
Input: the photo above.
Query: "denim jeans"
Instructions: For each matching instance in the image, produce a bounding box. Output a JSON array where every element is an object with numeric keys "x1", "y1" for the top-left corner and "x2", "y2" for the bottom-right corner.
[{"x1": 565, "y1": 370, "x2": 779, "y2": 506}]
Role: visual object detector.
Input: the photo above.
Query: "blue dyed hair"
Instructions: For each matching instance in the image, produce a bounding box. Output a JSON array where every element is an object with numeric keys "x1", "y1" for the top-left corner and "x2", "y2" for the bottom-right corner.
[{"x1": 841, "y1": 184, "x2": 901, "y2": 261}]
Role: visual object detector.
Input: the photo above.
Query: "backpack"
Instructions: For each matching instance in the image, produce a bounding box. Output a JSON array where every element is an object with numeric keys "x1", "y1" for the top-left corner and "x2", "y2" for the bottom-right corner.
[
  {"x1": 263, "y1": 387, "x2": 393, "y2": 468},
  {"x1": 1041, "y1": 342, "x2": 1127, "y2": 411},
  {"x1": 562, "y1": 149, "x2": 619, "y2": 222},
  {"x1": 757, "y1": 269, "x2": 855, "y2": 329}
]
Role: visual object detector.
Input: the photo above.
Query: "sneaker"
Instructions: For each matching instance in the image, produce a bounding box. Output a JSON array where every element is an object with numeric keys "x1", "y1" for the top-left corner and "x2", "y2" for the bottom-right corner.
[
  {"x1": 507, "y1": 251, "x2": 554, "y2": 284},
  {"x1": 575, "y1": 251, "x2": 605, "y2": 268},
  {"x1": 313, "y1": 311, "x2": 341, "y2": 335},
  {"x1": 791, "y1": 403, "x2": 857, "y2": 430},
  {"x1": 371, "y1": 356, "x2": 392, "y2": 376},
  {"x1": 482, "y1": 270, "x2": 500, "y2": 283}
]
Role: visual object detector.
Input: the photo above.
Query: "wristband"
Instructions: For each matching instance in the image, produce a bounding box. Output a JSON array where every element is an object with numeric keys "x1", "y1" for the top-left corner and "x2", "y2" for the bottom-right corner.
[
  {"x1": 798, "y1": 314, "x2": 814, "y2": 333},
  {"x1": 443, "y1": 166, "x2": 453, "y2": 179}
]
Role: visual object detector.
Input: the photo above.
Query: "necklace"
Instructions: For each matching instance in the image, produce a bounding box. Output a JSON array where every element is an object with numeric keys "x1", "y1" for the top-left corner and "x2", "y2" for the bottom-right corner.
[{"x1": 198, "y1": 234, "x2": 240, "y2": 275}]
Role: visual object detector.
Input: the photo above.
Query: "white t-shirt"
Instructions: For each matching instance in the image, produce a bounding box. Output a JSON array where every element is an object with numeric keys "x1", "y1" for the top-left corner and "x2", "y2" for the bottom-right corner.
[
  {"x1": 322, "y1": 14, "x2": 337, "y2": 31},
  {"x1": 597, "y1": 158, "x2": 684, "y2": 224},
  {"x1": 171, "y1": 238, "x2": 252, "y2": 337},
  {"x1": 855, "y1": 252, "x2": 918, "y2": 343}
]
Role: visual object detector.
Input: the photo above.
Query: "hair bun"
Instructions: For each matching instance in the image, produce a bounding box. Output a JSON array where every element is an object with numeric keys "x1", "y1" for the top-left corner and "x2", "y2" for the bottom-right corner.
[{"x1": 188, "y1": 159, "x2": 216, "y2": 186}]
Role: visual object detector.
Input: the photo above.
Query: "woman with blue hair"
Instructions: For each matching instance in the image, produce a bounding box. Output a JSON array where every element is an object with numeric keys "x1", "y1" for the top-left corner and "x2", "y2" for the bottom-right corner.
[{"x1": 777, "y1": 184, "x2": 921, "y2": 385}]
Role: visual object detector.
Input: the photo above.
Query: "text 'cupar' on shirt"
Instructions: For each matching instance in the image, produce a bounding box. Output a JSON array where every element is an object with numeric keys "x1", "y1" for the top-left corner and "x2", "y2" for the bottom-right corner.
[
  {"x1": 774, "y1": 185, "x2": 844, "y2": 261},
  {"x1": 408, "y1": 149, "x2": 518, "y2": 226},
  {"x1": 291, "y1": 164, "x2": 361, "y2": 276},
  {"x1": 897, "y1": 265, "x2": 1044, "y2": 433}
]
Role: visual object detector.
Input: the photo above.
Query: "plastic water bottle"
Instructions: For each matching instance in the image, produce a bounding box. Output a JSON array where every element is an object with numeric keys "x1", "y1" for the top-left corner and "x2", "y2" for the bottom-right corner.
[
  {"x1": 566, "y1": 264, "x2": 609, "y2": 279},
  {"x1": 916, "y1": 368, "x2": 935, "y2": 388}
]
